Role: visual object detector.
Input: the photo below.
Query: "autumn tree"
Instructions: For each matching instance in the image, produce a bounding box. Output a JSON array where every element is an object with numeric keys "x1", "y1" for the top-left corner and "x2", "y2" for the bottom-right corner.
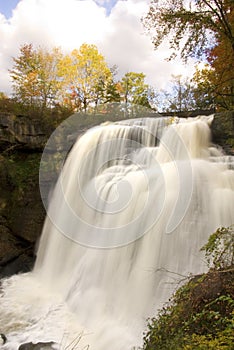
[
  {"x1": 143, "y1": 0, "x2": 234, "y2": 60},
  {"x1": 143, "y1": 0, "x2": 234, "y2": 110},
  {"x1": 191, "y1": 40, "x2": 234, "y2": 110},
  {"x1": 10, "y1": 44, "x2": 63, "y2": 112},
  {"x1": 58, "y1": 43, "x2": 112, "y2": 112},
  {"x1": 191, "y1": 64, "x2": 216, "y2": 110},
  {"x1": 190, "y1": 3, "x2": 234, "y2": 110},
  {"x1": 9, "y1": 43, "x2": 154, "y2": 114},
  {"x1": 207, "y1": 5, "x2": 234, "y2": 110}
]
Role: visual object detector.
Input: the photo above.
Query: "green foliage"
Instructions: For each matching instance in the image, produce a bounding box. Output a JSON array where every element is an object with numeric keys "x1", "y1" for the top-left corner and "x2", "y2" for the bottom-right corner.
[
  {"x1": 201, "y1": 226, "x2": 234, "y2": 269},
  {"x1": 143, "y1": 284, "x2": 234, "y2": 349},
  {"x1": 120, "y1": 72, "x2": 151, "y2": 107},
  {"x1": 143, "y1": 227, "x2": 234, "y2": 350},
  {"x1": 183, "y1": 328, "x2": 234, "y2": 349},
  {"x1": 7, "y1": 153, "x2": 41, "y2": 191}
]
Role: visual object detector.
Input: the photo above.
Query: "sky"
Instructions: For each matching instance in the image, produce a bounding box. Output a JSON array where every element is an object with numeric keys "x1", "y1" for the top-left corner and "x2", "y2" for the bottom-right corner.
[{"x1": 0, "y1": 0, "x2": 195, "y2": 96}]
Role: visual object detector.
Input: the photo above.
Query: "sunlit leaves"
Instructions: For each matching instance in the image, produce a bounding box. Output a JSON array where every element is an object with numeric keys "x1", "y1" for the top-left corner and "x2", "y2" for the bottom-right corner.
[{"x1": 58, "y1": 44, "x2": 112, "y2": 111}]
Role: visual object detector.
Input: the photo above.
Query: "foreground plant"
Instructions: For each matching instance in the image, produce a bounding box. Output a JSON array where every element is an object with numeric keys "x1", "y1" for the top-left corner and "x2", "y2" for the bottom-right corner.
[{"x1": 143, "y1": 226, "x2": 234, "y2": 350}]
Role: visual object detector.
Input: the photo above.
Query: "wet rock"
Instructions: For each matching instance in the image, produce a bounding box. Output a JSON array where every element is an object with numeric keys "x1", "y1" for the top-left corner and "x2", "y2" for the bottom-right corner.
[
  {"x1": 0, "y1": 251, "x2": 35, "y2": 278},
  {"x1": 0, "y1": 154, "x2": 45, "y2": 278},
  {"x1": 0, "y1": 215, "x2": 35, "y2": 277},
  {"x1": 10, "y1": 181, "x2": 46, "y2": 243},
  {"x1": 18, "y1": 342, "x2": 56, "y2": 350},
  {"x1": 0, "y1": 333, "x2": 7, "y2": 345}
]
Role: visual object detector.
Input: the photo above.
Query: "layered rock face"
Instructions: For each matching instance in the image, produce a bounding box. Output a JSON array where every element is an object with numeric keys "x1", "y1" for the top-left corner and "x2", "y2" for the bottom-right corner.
[
  {"x1": 0, "y1": 114, "x2": 50, "y2": 277},
  {"x1": 211, "y1": 111, "x2": 234, "y2": 155},
  {"x1": 0, "y1": 113, "x2": 49, "y2": 151}
]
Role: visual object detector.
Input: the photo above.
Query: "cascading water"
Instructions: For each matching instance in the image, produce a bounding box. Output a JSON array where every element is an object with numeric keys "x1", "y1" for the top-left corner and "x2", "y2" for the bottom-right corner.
[{"x1": 0, "y1": 112, "x2": 233, "y2": 350}]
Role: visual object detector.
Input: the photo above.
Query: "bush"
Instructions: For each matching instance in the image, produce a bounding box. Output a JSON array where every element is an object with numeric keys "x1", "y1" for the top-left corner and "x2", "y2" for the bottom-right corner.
[{"x1": 143, "y1": 227, "x2": 234, "y2": 350}]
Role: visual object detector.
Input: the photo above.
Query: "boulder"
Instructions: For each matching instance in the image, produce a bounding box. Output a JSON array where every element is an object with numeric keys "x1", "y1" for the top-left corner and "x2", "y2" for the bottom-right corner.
[
  {"x1": 0, "y1": 334, "x2": 7, "y2": 345},
  {"x1": 18, "y1": 341, "x2": 56, "y2": 350}
]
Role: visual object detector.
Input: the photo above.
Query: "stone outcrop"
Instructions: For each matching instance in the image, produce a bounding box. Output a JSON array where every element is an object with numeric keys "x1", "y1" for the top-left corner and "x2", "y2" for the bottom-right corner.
[
  {"x1": 0, "y1": 112, "x2": 78, "y2": 277},
  {"x1": 0, "y1": 113, "x2": 50, "y2": 151},
  {"x1": 211, "y1": 110, "x2": 234, "y2": 155},
  {"x1": 0, "y1": 113, "x2": 55, "y2": 277},
  {"x1": 0, "y1": 154, "x2": 44, "y2": 277}
]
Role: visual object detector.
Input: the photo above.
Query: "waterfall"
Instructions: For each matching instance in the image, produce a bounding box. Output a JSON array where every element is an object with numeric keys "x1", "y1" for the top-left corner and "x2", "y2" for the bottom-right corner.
[{"x1": 0, "y1": 113, "x2": 233, "y2": 350}]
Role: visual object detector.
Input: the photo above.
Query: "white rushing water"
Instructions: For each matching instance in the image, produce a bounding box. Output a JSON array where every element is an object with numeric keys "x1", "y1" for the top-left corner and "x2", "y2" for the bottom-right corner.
[{"x1": 0, "y1": 114, "x2": 233, "y2": 350}]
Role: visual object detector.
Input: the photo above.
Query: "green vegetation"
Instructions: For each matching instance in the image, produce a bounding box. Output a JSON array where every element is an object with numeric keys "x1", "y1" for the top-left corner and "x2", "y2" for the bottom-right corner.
[
  {"x1": 0, "y1": 152, "x2": 41, "y2": 212},
  {"x1": 7, "y1": 153, "x2": 41, "y2": 191},
  {"x1": 201, "y1": 226, "x2": 234, "y2": 270},
  {"x1": 143, "y1": 226, "x2": 234, "y2": 350}
]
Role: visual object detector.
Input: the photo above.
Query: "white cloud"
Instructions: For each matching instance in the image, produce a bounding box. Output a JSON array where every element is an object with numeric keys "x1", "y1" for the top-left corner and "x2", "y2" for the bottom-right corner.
[{"x1": 0, "y1": 0, "x2": 195, "y2": 95}]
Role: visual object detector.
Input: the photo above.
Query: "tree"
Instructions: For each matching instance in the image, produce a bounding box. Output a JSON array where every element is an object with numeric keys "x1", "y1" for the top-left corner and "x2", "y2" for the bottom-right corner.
[
  {"x1": 192, "y1": 64, "x2": 216, "y2": 110},
  {"x1": 192, "y1": 33, "x2": 234, "y2": 111},
  {"x1": 58, "y1": 43, "x2": 112, "y2": 112},
  {"x1": 10, "y1": 44, "x2": 63, "y2": 112},
  {"x1": 201, "y1": 226, "x2": 234, "y2": 270},
  {"x1": 103, "y1": 79, "x2": 121, "y2": 104},
  {"x1": 119, "y1": 72, "x2": 151, "y2": 107},
  {"x1": 168, "y1": 75, "x2": 194, "y2": 112},
  {"x1": 207, "y1": 14, "x2": 234, "y2": 110},
  {"x1": 104, "y1": 65, "x2": 121, "y2": 104},
  {"x1": 10, "y1": 44, "x2": 38, "y2": 107},
  {"x1": 36, "y1": 46, "x2": 64, "y2": 110},
  {"x1": 143, "y1": 0, "x2": 234, "y2": 61},
  {"x1": 156, "y1": 75, "x2": 196, "y2": 112},
  {"x1": 143, "y1": 0, "x2": 234, "y2": 110}
]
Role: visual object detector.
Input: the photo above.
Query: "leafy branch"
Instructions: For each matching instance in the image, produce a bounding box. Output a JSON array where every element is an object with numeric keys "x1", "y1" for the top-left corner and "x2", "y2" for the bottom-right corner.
[{"x1": 201, "y1": 226, "x2": 234, "y2": 269}]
